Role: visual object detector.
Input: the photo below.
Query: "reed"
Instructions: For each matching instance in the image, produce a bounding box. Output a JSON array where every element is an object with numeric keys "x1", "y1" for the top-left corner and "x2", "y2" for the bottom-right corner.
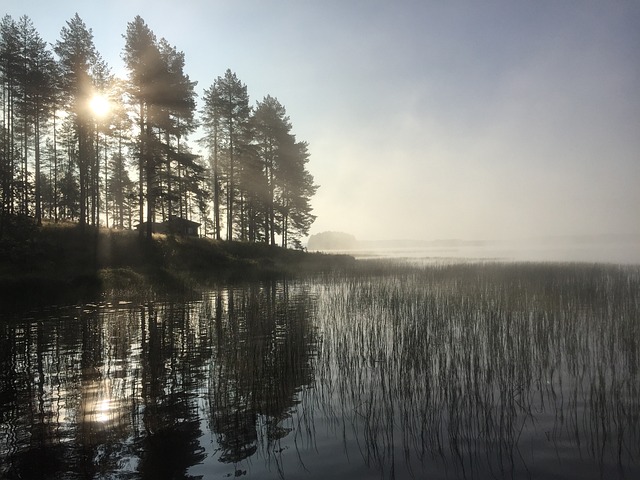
[{"x1": 313, "y1": 261, "x2": 640, "y2": 478}]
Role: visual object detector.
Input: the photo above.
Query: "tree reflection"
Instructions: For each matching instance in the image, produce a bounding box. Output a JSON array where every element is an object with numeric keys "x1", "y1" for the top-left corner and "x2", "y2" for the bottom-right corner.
[
  {"x1": 0, "y1": 279, "x2": 318, "y2": 478},
  {"x1": 136, "y1": 302, "x2": 208, "y2": 479},
  {"x1": 4, "y1": 265, "x2": 636, "y2": 479},
  {"x1": 207, "y1": 281, "x2": 318, "y2": 465}
]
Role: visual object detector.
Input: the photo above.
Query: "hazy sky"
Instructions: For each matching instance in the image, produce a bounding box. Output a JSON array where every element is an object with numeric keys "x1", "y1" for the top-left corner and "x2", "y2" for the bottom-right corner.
[{"x1": 5, "y1": 1, "x2": 640, "y2": 241}]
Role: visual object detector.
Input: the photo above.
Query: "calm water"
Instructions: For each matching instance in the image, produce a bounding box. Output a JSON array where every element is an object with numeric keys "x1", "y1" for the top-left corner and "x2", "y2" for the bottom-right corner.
[{"x1": 1, "y1": 263, "x2": 639, "y2": 479}]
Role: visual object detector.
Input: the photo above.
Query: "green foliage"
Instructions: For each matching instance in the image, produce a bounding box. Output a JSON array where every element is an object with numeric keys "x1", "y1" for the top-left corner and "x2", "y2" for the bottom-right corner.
[{"x1": 201, "y1": 82, "x2": 318, "y2": 246}]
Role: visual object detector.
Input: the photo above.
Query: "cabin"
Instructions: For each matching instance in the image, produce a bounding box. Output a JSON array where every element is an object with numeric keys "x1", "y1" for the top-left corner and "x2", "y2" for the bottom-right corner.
[{"x1": 136, "y1": 217, "x2": 201, "y2": 237}]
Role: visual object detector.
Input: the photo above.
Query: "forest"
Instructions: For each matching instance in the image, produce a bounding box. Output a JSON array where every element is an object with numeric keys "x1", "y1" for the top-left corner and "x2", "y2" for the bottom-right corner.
[{"x1": 0, "y1": 14, "x2": 317, "y2": 249}]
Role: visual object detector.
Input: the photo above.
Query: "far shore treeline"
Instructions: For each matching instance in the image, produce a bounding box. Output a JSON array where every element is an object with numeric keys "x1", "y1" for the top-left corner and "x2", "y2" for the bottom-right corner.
[{"x1": 0, "y1": 14, "x2": 317, "y2": 249}]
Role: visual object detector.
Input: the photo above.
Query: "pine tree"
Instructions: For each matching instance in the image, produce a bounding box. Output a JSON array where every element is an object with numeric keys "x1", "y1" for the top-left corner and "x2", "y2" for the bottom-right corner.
[
  {"x1": 252, "y1": 95, "x2": 293, "y2": 245},
  {"x1": 0, "y1": 15, "x2": 57, "y2": 228},
  {"x1": 54, "y1": 13, "x2": 99, "y2": 230},
  {"x1": 0, "y1": 16, "x2": 21, "y2": 229},
  {"x1": 104, "y1": 78, "x2": 132, "y2": 229},
  {"x1": 201, "y1": 70, "x2": 251, "y2": 241},
  {"x1": 124, "y1": 17, "x2": 199, "y2": 238},
  {"x1": 278, "y1": 140, "x2": 317, "y2": 248},
  {"x1": 155, "y1": 38, "x2": 197, "y2": 222},
  {"x1": 1, "y1": 14, "x2": 318, "y2": 243},
  {"x1": 20, "y1": 18, "x2": 58, "y2": 225},
  {"x1": 201, "y1": 80, "x2": 224, "y2": 240},
  {"x1": 123, "y1": 15, "x2": 160, "y2": 238},
  {"x1": 107, "y1": 151, "x2": 134, "y2": 229},
  {"x1": 87, "y1": 54, "x2": 112, "y2": 227},
  {"x1": 56, "y1": 115, "x2": 80, "y2": 221}
]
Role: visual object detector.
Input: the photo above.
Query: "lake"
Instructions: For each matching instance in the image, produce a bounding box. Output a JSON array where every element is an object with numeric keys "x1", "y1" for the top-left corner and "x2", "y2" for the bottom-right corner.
[{"x1": 1, "y1": 261, "x2": 639, "y2": 479}]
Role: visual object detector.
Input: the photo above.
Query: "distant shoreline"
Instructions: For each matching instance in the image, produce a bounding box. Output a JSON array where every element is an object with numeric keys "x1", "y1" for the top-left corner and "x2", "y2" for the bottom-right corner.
[{"x1": 307, "y1": 232, "x2": 640, "y2": 264}]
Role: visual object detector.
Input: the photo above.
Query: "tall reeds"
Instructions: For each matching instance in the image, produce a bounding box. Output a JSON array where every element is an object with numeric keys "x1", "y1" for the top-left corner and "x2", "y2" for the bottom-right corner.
[{"x1": 312, "y1": 262, "x2": 640, "y2": 478}]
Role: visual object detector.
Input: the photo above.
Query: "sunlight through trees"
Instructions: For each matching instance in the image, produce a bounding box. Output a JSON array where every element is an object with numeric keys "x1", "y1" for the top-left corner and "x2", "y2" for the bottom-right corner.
[
  {"x1": 0, "y1": 13, "x2": 317, "y2": 246},
  {"x1": 89, "y1": 94, "x2": 110, "y2": 118}
]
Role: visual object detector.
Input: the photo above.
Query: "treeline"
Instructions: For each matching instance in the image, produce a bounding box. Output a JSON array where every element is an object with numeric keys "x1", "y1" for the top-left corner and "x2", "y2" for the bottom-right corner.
[{"x1": 0, "y1": 14, "x2": 316, "y2": 248}]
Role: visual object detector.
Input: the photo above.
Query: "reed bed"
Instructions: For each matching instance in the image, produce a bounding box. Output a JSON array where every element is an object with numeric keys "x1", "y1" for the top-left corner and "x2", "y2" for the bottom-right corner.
[{"x1": 312, "y1": 261, "x2": 640, "y2": 478}]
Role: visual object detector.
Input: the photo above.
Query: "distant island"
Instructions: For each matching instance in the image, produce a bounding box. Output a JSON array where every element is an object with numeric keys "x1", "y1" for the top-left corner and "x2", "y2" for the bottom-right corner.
[{"x1": 307, "y1": 231, "x2": 359, "y2": 250}]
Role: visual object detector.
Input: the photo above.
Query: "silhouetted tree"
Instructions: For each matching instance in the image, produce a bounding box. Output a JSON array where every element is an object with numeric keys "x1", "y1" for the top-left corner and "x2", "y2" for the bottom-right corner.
[
  {"x1": 252, "y1": 95, "x2": 292, "y2": 245},
  {"x1": 0, "y1": 16, "x2": 56, "y2": 228},
  {"x1": 54, "y1": 13, "x2": 101, "y2": 230},
  {"x1": 201, "y1": 80, "x2": 224, "y2": 240},
  {"x1": 123, "y1": 15, "x2": 160, "y2": 238},
  {"x1": 124, "y1": 16, "x2": 200, "y2": 238},
  {"x1": 277, "y1": 140, "x2": 317, "y2": 248},
  {"x1": 155, "y1": 39, "x2": 198, "y2": 223},
  {"x1": 202, "y1": 70, "x2": 251, "y2": 241},
  {"x1": 250, "y1": 96, "x2": 317, "y2": 247},
  {"x1": 0, "y1": 13, "x2": 316, "y2": 244},
  {"x1": 0, "y1": 15, "x2": 22, "y2": 228},
  {"x1": 56, "y1": 115, "x2": 81, "y2": 220},
  {"x1": 12, "y1": 17, "x2": 55, "y2": 224}
]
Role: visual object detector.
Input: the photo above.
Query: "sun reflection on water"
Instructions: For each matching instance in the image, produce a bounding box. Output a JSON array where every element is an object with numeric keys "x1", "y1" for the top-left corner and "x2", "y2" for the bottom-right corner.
[{"x1": 95, "y1": 399, "x2": 111, "y2": 423}]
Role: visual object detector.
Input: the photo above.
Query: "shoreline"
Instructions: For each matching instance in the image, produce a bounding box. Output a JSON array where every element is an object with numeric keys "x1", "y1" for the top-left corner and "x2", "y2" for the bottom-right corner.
[{"x1": 0, "y1": 224, "x2": 355, "y2": 308}]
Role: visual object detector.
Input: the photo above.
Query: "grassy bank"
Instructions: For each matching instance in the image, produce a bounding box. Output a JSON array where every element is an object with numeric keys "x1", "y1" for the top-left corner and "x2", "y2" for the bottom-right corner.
[{"x1": 0, "y1": 222, "x2": 354, "y2": 306}]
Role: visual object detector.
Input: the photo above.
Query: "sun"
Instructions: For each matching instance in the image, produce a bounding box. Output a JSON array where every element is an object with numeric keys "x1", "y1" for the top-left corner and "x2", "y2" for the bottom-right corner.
[{"x1": 89, "y1": 94, "x2": 110, "y2": 118}]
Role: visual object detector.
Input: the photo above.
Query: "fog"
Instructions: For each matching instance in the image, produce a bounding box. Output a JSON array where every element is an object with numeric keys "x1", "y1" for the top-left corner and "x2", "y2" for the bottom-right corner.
[
  {"x1": 305, "y1": 2, "x2": 640, "y2": 244},
  {"x1": 350, "y1": 239, "x2": 640, "y2": 265}
]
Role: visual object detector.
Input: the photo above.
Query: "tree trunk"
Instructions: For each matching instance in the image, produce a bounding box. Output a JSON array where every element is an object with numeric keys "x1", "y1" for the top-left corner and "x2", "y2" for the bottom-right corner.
[
  {"x1": 213, "y1": 123, "x2": 221, "y2": 240},
  {"x1": 78, "y1": 122, "x2": 87, "y2": 230},
  {"x1": 53, "y1": 108, "x2": 58, "y2": 223},
  {"x1": 145, "y1": 123, "x2": 153, "y2": 240},
  {"x1": 35, "y1": 100, "x2": 42, "y2": 225},
  {"x1": 138, "y1": 101, "x2": 144, "y2": 237}
]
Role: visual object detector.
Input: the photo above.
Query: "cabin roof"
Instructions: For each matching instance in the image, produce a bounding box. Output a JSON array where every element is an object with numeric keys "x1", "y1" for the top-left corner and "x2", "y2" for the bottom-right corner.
[
  {"x1": 135, "y1": 217, "x2": 201, "y2": 228},
  {"x1": 167, "y1": 217, "x2": 201, "y2": 227}
]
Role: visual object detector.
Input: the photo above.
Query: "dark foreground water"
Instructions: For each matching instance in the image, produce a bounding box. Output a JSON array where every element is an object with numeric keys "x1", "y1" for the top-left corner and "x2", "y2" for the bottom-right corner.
[{"x1": 1, "y1": 262, "x2": 639, "y2": 479}]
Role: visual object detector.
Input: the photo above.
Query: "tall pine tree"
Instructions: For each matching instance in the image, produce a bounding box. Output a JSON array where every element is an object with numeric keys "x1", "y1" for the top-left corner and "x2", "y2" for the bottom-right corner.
[
  {"x1": 54, "y1": 13, "x2": 100, "y2": 230},
  {"x1": 201, "y1": 70, "x2": 251, "y2": 241}
]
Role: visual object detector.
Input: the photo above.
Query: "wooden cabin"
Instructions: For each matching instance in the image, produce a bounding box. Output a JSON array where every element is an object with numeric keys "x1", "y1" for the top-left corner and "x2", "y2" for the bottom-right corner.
[{"x1": 136, "y1": 217, "x2": 201, "y2": 237}]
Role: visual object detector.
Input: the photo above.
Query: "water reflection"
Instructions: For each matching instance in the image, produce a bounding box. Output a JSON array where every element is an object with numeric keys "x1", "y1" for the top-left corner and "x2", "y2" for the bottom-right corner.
[
  {"x1": 0, "y1": 280, "x2": 318, "y2": 479},
  {"x1": 1, "y1": 265, "x2": 640, "y2": 479},
  {"x1": 206, "y1": 284, "x2": 317, "y2": 466}
]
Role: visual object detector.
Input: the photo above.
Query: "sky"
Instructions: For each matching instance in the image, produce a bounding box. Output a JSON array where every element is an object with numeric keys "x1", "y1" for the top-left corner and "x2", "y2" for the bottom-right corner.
[{"x1": 5, "y1": 0, "x2": 640, "y2": 242}]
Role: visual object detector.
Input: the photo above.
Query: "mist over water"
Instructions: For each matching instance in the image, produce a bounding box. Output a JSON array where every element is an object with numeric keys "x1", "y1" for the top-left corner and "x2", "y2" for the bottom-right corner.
[{"x1": 313, "y1": 237, "x2": 640, "y2": 265}]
